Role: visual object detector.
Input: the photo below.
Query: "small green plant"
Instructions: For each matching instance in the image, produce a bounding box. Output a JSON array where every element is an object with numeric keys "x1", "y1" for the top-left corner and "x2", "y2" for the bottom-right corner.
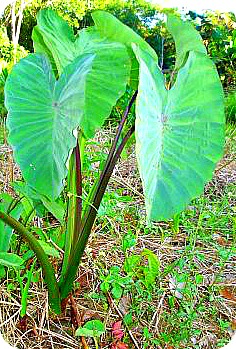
[
  {"x1": 0, "y1": 9, "x2": 225, "y2": 314},
  {"x1": 16, "y1": 258, "x2": 37, "y2": 318},
  {"x1": 75, "y1": 319, "x2": 105, "y2": 349},
  {"x1": 100, "y1": 232, "x2": 160, "y2": 301},
  {"x1": 100, "y1": 265, "x2": 133, "y2": 299},
  {"x1": 0, "y1": 193, "x2": 25, "y2": 278}
]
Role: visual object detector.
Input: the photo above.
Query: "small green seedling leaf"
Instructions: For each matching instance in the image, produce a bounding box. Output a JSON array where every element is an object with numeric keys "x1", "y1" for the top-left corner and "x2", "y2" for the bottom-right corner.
[
  {"x1": 124, "y1": 255, "x2": 141, "y2": 274},
  {"x1": 0, "y1": 252, "x2": 24, "y2": 268},
  {"x1": 123, "y1": 311, "x2": 133, "y2": 326},
  {"x1": 100, "y1": 281, "x2": 110, "y2": 293},
  {"x1": 112, "y1": 283, "x2": 123, "y2": 299},
  {"x1": 75, "y1": 319, "x2": 105, "y2": 338},
  {"x1": 122, "y1": 232, "x2": 137, "y2": 252},
  {"x1": 195, "y1": 274, "x2": 204, "y2": 284},
  {"x1": 141, "y1": 249, "x2": 160, "y2": 286}
]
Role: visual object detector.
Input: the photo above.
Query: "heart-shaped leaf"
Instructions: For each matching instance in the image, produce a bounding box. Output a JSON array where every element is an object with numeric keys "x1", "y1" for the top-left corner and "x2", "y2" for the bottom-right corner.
[
  {"x1": 33, "y1": 9, "x2": 131, "y2": 138},
  {"x1": 75, "y1": 319, "x2": 105, "y2": 338},
  {"x1": 92, "y1": 10, "x2": 157, "y2": 88},
  {"x1": 32, "y1": 26, "x2": 58, "y2": 77},
  {"x1": 134, "y1": 46, "x2": 225, "y2": 221},
  {"x1": 33, "y1": 8, "x2": 76, "y2": 76},
  {"x1": 5, "y1": 53, "x2": 95, "y2": 200},
  {"x1": 167, "y1": 15, "x2": 207, "y2": 70}
]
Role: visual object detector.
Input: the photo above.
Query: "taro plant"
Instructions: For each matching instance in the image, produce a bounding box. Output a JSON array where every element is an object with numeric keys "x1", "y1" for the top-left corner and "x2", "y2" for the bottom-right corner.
[{"x1": 0, "y1": 9, "x2": 225, "y2": 314}]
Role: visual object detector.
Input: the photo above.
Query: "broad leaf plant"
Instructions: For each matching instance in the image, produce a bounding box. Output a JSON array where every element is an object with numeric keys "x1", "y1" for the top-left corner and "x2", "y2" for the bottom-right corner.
[{"x1": 0, "y1": 9, "x2": 224, "y2": 314}]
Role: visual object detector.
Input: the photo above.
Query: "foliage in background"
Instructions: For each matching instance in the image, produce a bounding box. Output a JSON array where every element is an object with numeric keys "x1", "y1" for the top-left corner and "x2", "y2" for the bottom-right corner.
[
  {"x1": 0, "y1": 24, "x2": 27, "y2": 120},
  {"x1": 1, "y1": 1, "x2": 236, "y2": 124},
  {"x1": 0, "y1": 25, "x2": 27, "y2": 67},
  {"x1": 1, "y1": 1, "x2": 236, "y2": 80},
  {"x1": 192, "y1": 11, "x2": 236, "y2": 88},
  {"x1": 1, "y1": 0, "x2": 162, "y2": 52},
  {"x1": 0, "y1": 68, "x2": 8, "y2": 119}
]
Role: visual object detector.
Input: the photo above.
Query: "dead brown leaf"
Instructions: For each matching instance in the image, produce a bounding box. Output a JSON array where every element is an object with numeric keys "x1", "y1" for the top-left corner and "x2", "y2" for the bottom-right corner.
[{"x1": 219, "y1": 288, "x2": 236, "y2": 302}]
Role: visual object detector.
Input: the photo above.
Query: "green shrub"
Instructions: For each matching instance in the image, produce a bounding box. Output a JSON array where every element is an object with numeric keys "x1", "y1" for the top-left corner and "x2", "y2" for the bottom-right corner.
[
  {"x1": 0, "y1": 25, "x2": 28, "y2": 66},
  {"x1": 0, "y1": 26, "x2": 28, "y2": 119}
]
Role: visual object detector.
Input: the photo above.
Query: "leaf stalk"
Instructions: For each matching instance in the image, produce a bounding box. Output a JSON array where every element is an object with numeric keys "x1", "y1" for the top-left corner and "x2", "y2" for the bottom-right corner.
[{"x1": 0, "y1": 211, "x2": 61, "y2": 314}]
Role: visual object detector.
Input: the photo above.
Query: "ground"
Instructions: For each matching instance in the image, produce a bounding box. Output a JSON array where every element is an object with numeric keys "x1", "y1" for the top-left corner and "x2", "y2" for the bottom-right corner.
[{"x1": 0, "y1": 124, "x2": 235, "y2": 349}]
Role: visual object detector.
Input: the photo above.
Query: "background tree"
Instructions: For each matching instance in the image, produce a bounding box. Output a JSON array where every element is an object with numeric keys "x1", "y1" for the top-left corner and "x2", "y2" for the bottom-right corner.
[{"x1": 1, "y1": 0, "x2": 236, "y2": 123}]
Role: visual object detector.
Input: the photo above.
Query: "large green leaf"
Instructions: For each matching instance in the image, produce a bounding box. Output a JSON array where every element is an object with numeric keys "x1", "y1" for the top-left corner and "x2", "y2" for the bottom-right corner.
[
  {"x1": 33, "y1": 9, "x2": 75, "y2": 76},
  {"x1": 33, "y1": 9, "x2": 131, "y2": 138},
  {"x1": 92, "y1": 10, "x2": 156, "y2": 58},
  {"x1": 34, "y1": 8, "x2": 153, "y2": 87},
  {"x1": 32, "y1": 26, "x2": 58, "y2": 77},
  {"x1": 74, "y1": 35, "x2": 131, "y2": 137},
  {"x1": 5, "y1": 53, "x2": 95, "y2": 200},
  {"x1": 134, "y1": 46, "x2": 225, "y2": 221},
  {"x1": 167, "y1": 15, "x2": 207, "y2": 70},
  {"x1": 92, "y1": 10, "x2": 157, "y2": 88},
  {"x1": 6, "y1": 41, "x2": 130, "y2": 198}
]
